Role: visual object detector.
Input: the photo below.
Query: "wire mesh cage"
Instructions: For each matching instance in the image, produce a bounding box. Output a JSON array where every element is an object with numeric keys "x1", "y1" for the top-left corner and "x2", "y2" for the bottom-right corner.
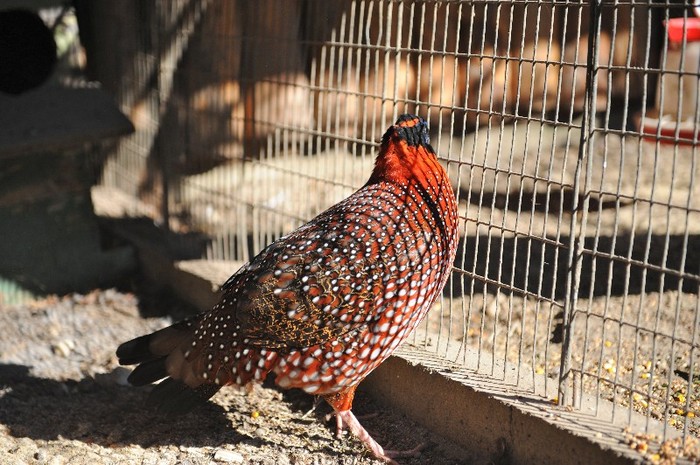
[{"x1": 82, "y1": 0, "x2": 700, "y2": 447}]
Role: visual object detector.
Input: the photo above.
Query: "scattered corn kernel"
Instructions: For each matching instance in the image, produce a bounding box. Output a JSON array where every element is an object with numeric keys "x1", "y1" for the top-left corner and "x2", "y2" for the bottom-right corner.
[
  {"x1": 674, "y1": 393, "x2": 686, "y2": 404},
  {"x1": 535, "y1": 366, "x2": 545, "y2": 375},
  {"x1": 640, "y1": 372, "x2": 650, "y2": 379},
  {"x1": 675, "y1": 408, "x2": 685, "y2": 416},
  {"x1": 251, "y1": 410, "x2": 260, "y2": 419},
  {"x1": 636, "y1": 442, "x2": 648, "y2": 453},
  {"x1": 687, "y1": 411, "x2": 696, "y2": 418},
  {"x1": 604, "y1": 340, "x2": 613, "y2": 348},
  {"x1": 603, "y1": 359, "x2": 616, "y2": 374},
  {"x1": 643, "y1": 361, "x2": 652, "y2": 371},
  {"x1": 649, "y1": 453, "x2": 661, "y2": 462},
  {"x1": 632, "y1": 393, "x2": 648, "y2": 408},
  {"x1": 551, "y1": 397, "x2": 558, "y2": 404}
]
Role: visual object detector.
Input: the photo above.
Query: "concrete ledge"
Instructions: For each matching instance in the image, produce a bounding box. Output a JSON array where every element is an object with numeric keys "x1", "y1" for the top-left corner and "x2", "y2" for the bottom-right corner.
[
  {"x1": 173, "y1": 260, "x2": 239, "y2": 310},
  {"x1": 98, "y1": 217, "x2": 243, "y2": 311},
  {"x1": 364, "y1": 347, "x2": 643, "y2": 465}
]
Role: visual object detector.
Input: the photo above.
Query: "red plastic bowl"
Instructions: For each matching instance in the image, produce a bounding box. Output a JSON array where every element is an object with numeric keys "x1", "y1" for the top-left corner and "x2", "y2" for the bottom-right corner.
[{"x1": 665, "y1": 17, "x2": 700, "y2": 44}]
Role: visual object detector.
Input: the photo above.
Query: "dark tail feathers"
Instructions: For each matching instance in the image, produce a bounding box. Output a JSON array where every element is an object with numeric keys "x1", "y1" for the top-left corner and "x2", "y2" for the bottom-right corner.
[
  {"x1": 117, "y1": 316, "x2": 221, "y2": 412},
  {"x1": 148, "y1": 378, "x2": 222, "y2": 414}
]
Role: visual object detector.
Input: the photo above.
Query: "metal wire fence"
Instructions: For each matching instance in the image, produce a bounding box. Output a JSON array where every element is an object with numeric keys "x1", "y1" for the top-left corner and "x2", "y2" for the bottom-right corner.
[{"x1": 83, "y1": 0, "x2": 700, "y2": 445}]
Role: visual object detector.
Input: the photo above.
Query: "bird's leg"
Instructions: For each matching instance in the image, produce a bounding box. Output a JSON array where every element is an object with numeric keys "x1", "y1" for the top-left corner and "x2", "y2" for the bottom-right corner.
[
  {"x1": 324, "y1": 386, "x2": 356, "y2": 436},
  {"x1": 332, "y1": 409, "x2": 426, "y2": 462},
  {"x1": 335, "y1": 410, "x2": 345, "y2": 436},
  {"x1": 324, "y1": 387, "x2": 424, "y2": 464},
  {"x1": 301, "y1": 395, "x2": 323, "y2": 419}
]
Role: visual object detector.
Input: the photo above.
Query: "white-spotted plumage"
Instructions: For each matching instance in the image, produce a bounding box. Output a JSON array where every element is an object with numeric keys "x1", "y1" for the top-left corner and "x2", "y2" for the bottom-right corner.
[{"x1": 118, "y1": 114, "x2": 459, "y2": 464}]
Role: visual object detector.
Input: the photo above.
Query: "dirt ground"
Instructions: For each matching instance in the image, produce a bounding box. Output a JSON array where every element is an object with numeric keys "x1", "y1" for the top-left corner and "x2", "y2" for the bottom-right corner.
[
  {"x1": 0, "y1": 287, "x2": 470, "y2": 465},
  {"x1": 423, "y1": 289, "x2": 700, "y2": 434}
]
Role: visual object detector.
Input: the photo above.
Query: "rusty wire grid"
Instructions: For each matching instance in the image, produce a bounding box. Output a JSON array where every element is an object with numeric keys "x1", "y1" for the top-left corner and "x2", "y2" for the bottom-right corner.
[{"x1": 86, "y1": 0, "x2": 700, "y2": 447}]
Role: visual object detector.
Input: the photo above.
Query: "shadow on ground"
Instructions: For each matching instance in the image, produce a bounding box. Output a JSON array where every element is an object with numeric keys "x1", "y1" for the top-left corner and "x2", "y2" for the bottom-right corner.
[
  {"x1": 452, "y1": 233, "x2": 700, "y2": 300},
  {"x1": 0, "y1": 363, "x2": 294, "y2": 451}
]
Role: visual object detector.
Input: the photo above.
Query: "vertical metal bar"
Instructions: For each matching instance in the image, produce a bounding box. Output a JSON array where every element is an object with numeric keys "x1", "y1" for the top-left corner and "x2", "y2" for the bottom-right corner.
[
  {"x1": 155, "y1": 2, "x2": 170, "y2": 232},
  {"x1": 443, "y1": 1, "x2": 463, "y2": 360},
  {"x1": 558, "y1": 0, "x2": 603, "y2": 406},
  {"x1": 534, "y1": 2, "x2": 567, "y2": 398},
  {"x1": 241, "y1": 1, "x2": 258, "y2": 160}
]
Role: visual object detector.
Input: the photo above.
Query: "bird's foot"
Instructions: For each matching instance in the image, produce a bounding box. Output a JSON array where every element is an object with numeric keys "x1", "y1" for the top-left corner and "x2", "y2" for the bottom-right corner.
[
  {"x1": 384, "y1": 442, "x2": 427, "y2": 458},
  {"x1": 335, "y1": 410, "x2": 425, "y2": 464}
]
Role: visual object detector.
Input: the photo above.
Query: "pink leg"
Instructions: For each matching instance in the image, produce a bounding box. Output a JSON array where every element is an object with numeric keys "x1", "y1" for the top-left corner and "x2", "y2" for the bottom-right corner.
[
  {"x1": 324, "y1": 387, "x2": 425, "y2": 463},
  {"x1": 336, "y1": 409, "x2": 396, "y2": 464},
  {"x1": 335, "y1": 410, "x2": 345, "y2": 436}
]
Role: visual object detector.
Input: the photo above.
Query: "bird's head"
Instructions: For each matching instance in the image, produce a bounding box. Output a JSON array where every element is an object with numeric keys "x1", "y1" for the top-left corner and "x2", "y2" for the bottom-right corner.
[{"x1": 368, "y1": 114, "x2": 439, "y2": 185}]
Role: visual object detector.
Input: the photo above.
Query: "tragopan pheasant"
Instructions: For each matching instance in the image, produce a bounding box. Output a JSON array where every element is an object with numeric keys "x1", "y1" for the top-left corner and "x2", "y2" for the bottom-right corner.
[{"x1": 117, "y1": 114, "x2": 459, "y2": 463}]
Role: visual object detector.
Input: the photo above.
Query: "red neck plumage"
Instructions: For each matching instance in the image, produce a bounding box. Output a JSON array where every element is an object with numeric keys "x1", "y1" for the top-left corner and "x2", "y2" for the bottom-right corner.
[{"x1": 367, "y1": 138, "x2": 440, "y2": 188}]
